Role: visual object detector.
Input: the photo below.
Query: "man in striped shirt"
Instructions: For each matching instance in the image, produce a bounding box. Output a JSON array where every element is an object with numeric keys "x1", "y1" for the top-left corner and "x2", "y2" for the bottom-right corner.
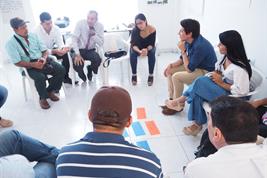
[{"x1": 56, "y1": 86, "x2": 163, "y2": 178}]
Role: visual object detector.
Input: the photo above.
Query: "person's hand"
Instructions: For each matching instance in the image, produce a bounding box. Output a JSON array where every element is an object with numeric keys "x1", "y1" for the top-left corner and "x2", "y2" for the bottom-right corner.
[
  {"x1": 62, "y1": 47, "x2": 70, "y2": 53},
  {"x1": 211, "y1": 71, "x2": 223, "y2": 85},
  {"x1": 178, "y1": 41, "x2": 186, "y2": 52},
  {"x1": 74, "y1": 54, "x2": 84, "y2": 66},
  {"x1": 56, "y1": 47, "x2": 70, "y2": 56},
  {"x1": 140, "y1": 48, "x2": 148, "y2": 57},
  {"x1": 32, "y1": 58, "x2": 46, "y2": 69},
  {"x1": 147, "y1": 45, "x2": 153, "y2": 51},
  {"x1": 164, "y1": 64, "x2": 172, "y2": 77}
]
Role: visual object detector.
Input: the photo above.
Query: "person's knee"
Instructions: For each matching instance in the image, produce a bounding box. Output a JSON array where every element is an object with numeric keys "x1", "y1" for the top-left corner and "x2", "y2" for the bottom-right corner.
[
  {"x1": 172, "y1": 72, "x2": 183, "y2": 83},
  {"x1": 57, "y1": 65, "x2": 66, "y2": 77},
  {"x1": 35, "y1": 74, "x2": 47, "y2": 83},
  {"x1": 0, "y1": 130, "x2": 19, "y2": 144}
]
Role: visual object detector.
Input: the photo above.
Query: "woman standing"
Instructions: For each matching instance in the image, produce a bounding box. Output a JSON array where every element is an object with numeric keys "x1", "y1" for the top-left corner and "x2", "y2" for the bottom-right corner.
[{"x1": 130, "y1": 13, "x2": 156, "y2": 86}]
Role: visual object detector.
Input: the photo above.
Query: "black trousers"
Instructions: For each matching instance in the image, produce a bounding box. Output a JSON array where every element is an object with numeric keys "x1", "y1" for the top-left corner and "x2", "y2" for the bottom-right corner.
[
  {"x1": 54, "y1": 53, "x2": 70, "y2": 79},
  {"x1": 27, "y1": 60, "x2": 65, "y2": 99},
  {"x1": 73, "y1": 49, "x2": 101, "y2": 79}
]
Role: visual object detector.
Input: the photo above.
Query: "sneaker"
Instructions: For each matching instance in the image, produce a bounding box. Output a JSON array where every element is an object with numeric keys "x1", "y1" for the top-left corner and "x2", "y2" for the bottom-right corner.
[
  {"x1": 39, "y1": 99, "x2": 50, "y2": 109},
  {"x1": 132, "y1": 75, "x2": 137, "y2": 85},
  {"x1": 147, "y1": 76, "x2": 153, "y2": 86},
  {"x1": 48, "y1": 92, "x2": 60, "y2": 102},
  {"x1": 0, "y1": 117, "x2": 13, "y2": 127},
  {"x1": 183, "y1": 124, "x2": 202, "y2": 136}
]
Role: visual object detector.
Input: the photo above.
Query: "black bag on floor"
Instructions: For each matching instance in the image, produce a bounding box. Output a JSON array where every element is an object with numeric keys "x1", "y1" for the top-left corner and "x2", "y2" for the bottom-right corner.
[{"x1": 194, "y1": 129, "x2": 217, "y2": 158}]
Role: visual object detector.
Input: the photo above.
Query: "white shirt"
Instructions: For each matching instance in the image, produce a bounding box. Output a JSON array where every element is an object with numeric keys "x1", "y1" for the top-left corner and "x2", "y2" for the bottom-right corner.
[
  {"x1": 34, "y1": 24, "x2": 64, "y2": 54},
  {"x1": 0, "y1": 155, "x2": 34, "y2": 178},
  {"x1": 71, "y1": 19, "x2": 104, "y2": 54},
  {"x1": 185, "y1": 143, "x2": 267, "y2": 178}
]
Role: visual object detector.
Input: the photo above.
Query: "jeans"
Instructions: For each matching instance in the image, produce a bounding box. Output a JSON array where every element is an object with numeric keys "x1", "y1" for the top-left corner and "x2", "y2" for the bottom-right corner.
[
  {"x1": 27, "y1": 60, "x2": 65, "y2": 99},
  {"x1": 0, "y1": 130, "x2": 60, "y2": 178},
  {"x1": 0, "y1": 85, "x2": 8, "y2": 108},
  {"x1": 130, "y1": 47, "x2": 156, "y2": 75},
  {"x1": 183, "y1": 76, "x2": 230, "y2": 125}
]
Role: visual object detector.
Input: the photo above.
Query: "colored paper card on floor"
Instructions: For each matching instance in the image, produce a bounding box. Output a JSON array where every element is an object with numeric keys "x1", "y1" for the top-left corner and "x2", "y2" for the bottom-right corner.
[
  {"x1": 145, "y1": 120, "x2": 160, "y2": 135},
  {"x1": 123, "y1": 130, "x2": 129, "y2": 137},
  {"x1": 137, "y1": 141, "x2": 151, "y2": 151},
  {"x1": 137, "y1": 107, "x2": 146, "y2": 119},
  {"x1": 132, "y1": 122, "x2": 146, "y2": 136}
]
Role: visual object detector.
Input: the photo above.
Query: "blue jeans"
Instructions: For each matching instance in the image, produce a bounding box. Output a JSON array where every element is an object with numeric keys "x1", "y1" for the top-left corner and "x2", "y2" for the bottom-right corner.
[
  {"x1": 130, "y1": 47, "x2": 156, "y2": 75},
  {"x1": 0, "y1": 85, "x2": 8, "y2": 108},
  {"x1": 183, "y1": 76, "x2": 230, "y2": 125},
  {"x1": 0, "y1": 130, "x2": 59, "y2": 178}
]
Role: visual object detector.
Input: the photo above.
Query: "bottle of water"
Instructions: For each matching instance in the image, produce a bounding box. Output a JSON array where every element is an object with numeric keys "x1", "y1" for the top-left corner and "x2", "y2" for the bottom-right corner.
[{"x1": 262, "y1": 112, "x2": 267, "y2": 125}]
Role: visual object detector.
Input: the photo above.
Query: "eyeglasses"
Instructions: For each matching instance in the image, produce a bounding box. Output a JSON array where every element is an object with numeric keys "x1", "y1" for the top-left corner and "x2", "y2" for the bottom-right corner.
[
  {"x1": 179, "y1": 29, "x2": 185, "y2": 34},
  {"x1": 136, "y1": 21, "x2": 144, "y2": 25}
]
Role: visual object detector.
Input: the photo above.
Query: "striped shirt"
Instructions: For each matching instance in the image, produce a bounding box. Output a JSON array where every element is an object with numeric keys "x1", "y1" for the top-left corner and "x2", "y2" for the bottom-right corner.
[{"x1": 56, "y1": 132, "x2": 163, "y2": 178}]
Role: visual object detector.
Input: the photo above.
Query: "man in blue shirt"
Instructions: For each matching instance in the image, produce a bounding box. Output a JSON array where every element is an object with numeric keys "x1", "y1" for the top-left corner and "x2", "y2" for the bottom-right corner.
[
  {"x1": 57, "y1": 86, "x2": 163, "y2": 178},
  {"x1": 162, "y1": 19, "x2": 217, "y2": 115},
  {"x1": 5, "y1": 17, "x2": 65, "y2": 109}
]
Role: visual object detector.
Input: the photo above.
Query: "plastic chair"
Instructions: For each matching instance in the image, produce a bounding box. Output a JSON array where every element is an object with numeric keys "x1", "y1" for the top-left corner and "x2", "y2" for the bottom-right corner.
[
  {"x1": 21, "y1": 66, "x2": 66, "y2": 106},
  {"x1": 102, "y1": 33, "x2": 130, "y2": 84},
  {"x1": 203, "y1": 65, "x2": 265, "y2": 116}
]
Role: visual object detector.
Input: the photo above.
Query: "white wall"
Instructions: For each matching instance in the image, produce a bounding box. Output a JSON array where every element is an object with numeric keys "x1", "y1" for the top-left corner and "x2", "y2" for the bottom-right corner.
[{"x1": 138, "y1": 0, "x2": 180, "y2": 52}]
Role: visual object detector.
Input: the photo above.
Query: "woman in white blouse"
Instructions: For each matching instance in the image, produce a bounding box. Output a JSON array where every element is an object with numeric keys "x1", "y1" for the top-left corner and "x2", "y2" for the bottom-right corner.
[{"x1": 165, "y1": 30, "x2": 252, "y2": 136}]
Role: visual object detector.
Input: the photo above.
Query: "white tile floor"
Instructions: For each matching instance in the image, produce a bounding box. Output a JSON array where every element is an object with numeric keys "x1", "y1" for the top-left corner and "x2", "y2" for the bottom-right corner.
[{"x1": 0, "y1": 52, "x2": 204, "y2": 178}]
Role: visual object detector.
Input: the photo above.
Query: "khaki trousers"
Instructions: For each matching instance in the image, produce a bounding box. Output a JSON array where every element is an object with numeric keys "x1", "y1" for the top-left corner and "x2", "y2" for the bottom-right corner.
[{"x1": 167, "y1": 65, "x2": 207, "y2": 99}]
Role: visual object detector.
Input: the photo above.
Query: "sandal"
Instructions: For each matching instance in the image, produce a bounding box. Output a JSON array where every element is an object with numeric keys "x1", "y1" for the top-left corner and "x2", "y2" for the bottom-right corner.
[
  {"x1": 165, "y1": 99, "x2": 184, "y2": 112},
  {"x1": 183, "y1": 123, "x2": 202, "y2": 136},
  {"x1": 0, "y1": 117, "x2": 13, "y2": 128}
]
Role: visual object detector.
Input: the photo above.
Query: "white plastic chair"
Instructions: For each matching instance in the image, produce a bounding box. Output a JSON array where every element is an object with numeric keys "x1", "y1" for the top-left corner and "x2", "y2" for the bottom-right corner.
[
  {"x1": 102, "y1": 33, "x2": 130, "y2": 84},
  {"x1": 21, "y1": 66, "x2": 67, "y2": 106}
]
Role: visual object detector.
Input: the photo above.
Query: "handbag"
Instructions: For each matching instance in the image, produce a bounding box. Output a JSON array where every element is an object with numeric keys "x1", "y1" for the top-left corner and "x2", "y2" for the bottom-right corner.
[
  {"x1": 13, "y1": 35, "x2": 55, "y2": 75},
  {"x1": 103, "y1": 49, "x2": 127, "y2": 68}
]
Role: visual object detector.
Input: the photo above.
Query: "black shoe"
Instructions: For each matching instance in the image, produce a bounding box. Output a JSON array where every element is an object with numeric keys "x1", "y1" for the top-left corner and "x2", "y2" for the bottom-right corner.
[
  {"x1": 87, "y1": 66, "x2": 93, "y2": 81},
  {"x1": 147, "y1": 76, "x2": 154, "y2": 86},
  {"x1": 64, "y1": 77, "x2": 72, "y2": 84},
  {"x1": 132, "y1": 75, "x2": 137, "y2": 85}
]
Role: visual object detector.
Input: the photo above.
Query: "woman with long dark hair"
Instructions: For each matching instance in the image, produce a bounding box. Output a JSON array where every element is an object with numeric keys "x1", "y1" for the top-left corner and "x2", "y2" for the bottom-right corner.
[
  {"x1": 130, "y1": 13, "x2": 156, "y2": 86},
  {"x1": 165, "y1": 30, "x2": 252, "y2": 136}
]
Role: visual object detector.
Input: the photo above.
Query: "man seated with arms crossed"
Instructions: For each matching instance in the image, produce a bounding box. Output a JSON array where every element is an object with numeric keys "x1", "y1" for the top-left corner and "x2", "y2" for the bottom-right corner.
[
  {"x1": 185, "y1": 96, "x2": 267, "y2": 178},
  {"x1": 35, "y1": 12, "x2": 74, "y2": 85},
  {"x1": 57, "y1": 86, "x2": 163, "y2": 178},
  {"x1": 6, "y1": 17, "x2": 65, "y2": 109}
]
